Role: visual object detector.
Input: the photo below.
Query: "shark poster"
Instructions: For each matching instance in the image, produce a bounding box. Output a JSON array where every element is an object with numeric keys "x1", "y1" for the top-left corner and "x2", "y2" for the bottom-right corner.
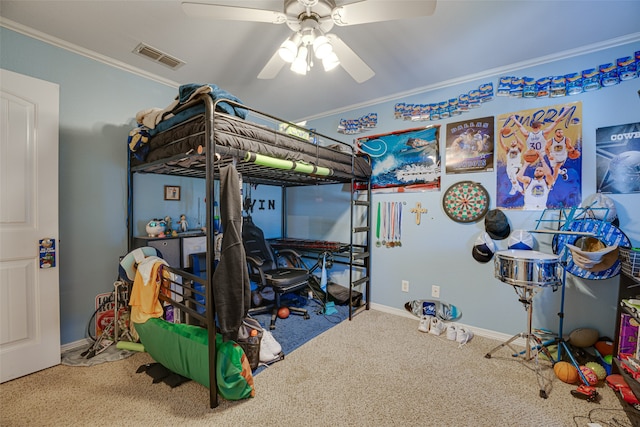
[{"x1": 356, "y1": 126, "x2": 440, "y2": 193}]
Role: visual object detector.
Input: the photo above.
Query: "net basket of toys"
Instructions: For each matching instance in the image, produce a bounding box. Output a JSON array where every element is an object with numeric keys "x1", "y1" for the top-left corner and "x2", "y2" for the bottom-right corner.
[{"x1": 619, "y1": 246, "x2": 640, "y2": 283}]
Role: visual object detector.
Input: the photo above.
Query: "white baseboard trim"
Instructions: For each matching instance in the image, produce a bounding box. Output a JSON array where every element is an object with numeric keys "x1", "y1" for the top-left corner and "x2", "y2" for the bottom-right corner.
[
  {"x1": 61, "y1": 304, "x2": 529, "y2": 354},
  {"x1": 61, "y1": 338, "x2": 92, "y2": 353},
  {"x1": 370, "y1": 303, "x2": 527, "y2": 347}
]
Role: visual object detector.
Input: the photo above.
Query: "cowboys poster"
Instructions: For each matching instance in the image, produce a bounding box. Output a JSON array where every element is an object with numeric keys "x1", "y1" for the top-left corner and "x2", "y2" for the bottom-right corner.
[
  {"x1": 596, "y1": 122, "x2": 640, "y2": 194},
  {"x1": 495, "y1": 101, "x2": 583, "y2": 210},
  {"x1": 445, "y1": 116, "x2": 494, "y2": 174}
]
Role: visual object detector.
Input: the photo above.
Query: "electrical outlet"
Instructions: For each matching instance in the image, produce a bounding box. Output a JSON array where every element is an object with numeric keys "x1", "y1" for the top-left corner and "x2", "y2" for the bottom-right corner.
[
  {"x1": 431, "y1": 285, "x2": 440, "y2": 298},
  {"x1": 401, "y1": 280, "x2": 409, "y2": 292}
]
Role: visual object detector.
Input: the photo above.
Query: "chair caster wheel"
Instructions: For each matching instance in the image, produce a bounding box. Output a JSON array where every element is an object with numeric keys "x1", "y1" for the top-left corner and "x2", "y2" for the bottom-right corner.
[
  {"x1": 270, "y1": 325, "x2": 276, "y2": 330},
  {"x1": 304, "y1": 314, "x2": 310, "y2": 320},
  {"x1": 539, "y1": 390, "x2": 548, "y2": 399},
  {"x1": 485, "y1": 354, "x2": 492, "y2": 359}
]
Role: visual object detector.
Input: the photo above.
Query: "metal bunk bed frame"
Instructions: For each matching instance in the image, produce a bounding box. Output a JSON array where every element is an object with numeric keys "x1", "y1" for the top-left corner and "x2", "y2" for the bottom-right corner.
[{"x1": 127, "y1": 94, "x2": 371, "y2": 408}]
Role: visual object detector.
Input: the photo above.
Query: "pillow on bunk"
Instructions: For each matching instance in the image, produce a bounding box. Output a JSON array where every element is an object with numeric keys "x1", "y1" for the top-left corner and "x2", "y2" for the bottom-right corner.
[{"x1": 135, "y1": 318, "x2": 254, "y2": 400}]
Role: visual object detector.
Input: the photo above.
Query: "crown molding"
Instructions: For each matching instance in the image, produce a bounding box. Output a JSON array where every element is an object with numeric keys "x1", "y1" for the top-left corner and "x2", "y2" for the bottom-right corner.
[
  {"x1": 1, "y1": 18, "x2": 179, "y2": 89},
  {"x1": 301, "y1": 32, "x2": 640, "y2": 122}
]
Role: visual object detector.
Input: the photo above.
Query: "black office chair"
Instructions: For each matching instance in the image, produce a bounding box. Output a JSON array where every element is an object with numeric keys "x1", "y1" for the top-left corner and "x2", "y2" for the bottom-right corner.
[{"x1": 242, "y1": 216, "x2": 311, "y2": 329}]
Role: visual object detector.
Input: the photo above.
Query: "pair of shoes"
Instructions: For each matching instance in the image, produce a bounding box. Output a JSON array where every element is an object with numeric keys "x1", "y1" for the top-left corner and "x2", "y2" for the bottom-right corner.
[
  {"x1": 418, "y1": 315, "x2": 432, "y2": 333},
  {"x1": 446, "y1": 324, "x2": 457, "y2": 341},
  {"x1": 429, "y1": 317, "x2": 447, "y2": 336},
  {"x1": 456, "y1": 327, "x2": 474, "y2": 346}
]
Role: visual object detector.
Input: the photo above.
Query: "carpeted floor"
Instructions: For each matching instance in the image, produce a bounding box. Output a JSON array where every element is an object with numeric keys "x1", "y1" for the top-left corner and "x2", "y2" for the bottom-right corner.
[{"x1": 1, "y1": 309, "x2": 636, "y2": 427}]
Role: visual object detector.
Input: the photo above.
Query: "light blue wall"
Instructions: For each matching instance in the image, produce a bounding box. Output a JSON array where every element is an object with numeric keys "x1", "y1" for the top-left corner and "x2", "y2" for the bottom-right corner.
[
  {"x1": 2, "y1": 23, "x2": 639, "y2": 344},
  {"x1": 0, "y1": 27, "x2": 178, "y2": 344},
  {"x1": 303, "y1": 40, "x2": 640, "y2": 338},
  {"x1": 132, "y1": 175, "x2": 283, "y2": 238}
]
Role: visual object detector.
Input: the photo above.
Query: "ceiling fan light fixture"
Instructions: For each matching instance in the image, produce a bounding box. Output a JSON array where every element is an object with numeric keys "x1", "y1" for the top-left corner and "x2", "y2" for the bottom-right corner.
[
  {"x1": 312, "y1": 34, "x2": 332, "y2": 59},
  {"x1": 278, "y1": 33, "x2": 301, "y2": 63},
  {"x1": 322, "y1": 51, "x2": 340, "y2": 71},
  {"x1": 291, "y1": 46, "x2": 309, "y2": 75}
]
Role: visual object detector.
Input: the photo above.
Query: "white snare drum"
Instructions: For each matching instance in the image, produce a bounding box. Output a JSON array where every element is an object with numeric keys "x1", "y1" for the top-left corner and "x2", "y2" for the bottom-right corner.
[{"x1": 495, "y1": 249, "x2": 561, "y2": 287}]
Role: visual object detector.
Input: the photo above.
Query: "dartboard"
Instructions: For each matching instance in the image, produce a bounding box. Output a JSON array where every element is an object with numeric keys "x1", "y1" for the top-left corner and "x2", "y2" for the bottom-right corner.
[{"x1": 442, "y1": 181, "x2": 489, "y2": 223}]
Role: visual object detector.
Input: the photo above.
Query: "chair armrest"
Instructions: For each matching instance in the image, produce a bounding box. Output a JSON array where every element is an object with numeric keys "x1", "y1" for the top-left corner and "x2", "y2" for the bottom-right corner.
[
  {"x1": 246, "y1": 255, "x2": 265, "y2": 268},
  {"x1": 276, "y1": 249, "x2": 308, "y2": 270},
  {"x1": 245, "y1": 255, "x2": 268, "y2": 288}
]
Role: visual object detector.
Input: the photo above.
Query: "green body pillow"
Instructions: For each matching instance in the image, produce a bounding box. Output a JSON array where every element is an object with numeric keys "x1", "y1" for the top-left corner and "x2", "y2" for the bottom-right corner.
[{"x1": 134, "y1": 318, "x2": 254, "y2": 400}]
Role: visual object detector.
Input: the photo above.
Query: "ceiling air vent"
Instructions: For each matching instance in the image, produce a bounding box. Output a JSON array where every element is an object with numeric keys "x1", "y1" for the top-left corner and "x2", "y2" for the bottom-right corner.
[{"x1": 133, "y1": 43, "x2": 185, "y2": 70}]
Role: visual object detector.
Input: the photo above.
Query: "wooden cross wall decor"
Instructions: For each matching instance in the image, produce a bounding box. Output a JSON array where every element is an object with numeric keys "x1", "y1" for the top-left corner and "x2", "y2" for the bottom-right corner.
[{"x1": 411, "y1": 202, "x2": 427, "y2": 225}]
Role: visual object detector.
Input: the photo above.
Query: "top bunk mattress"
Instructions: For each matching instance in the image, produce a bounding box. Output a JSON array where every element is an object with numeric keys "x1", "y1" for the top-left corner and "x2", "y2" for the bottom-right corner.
[{"x1": 130, "y1": 109, "x2": 372, "y2": 182}]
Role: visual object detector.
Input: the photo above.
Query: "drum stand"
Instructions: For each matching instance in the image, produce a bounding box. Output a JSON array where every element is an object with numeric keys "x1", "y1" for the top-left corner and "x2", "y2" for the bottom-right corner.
[
  {"x1": 552, "y1": 266, "x2": 591, "y2": 386},
  {"x1": 485, "y1": 284, "x2": 551, "y2": 361},
  {"x1": 485, "y1": 283, "x2": 554, "y2": 398}
]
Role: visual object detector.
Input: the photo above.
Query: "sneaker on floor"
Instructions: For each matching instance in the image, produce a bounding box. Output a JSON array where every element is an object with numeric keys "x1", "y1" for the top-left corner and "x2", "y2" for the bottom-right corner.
[
  {"x1": 259, "y1": 329, "x2": 283, "y2": 364},
  {"x1": 418, "y1": 315, "x2": 432, "y2": 333},
  {"x1": 456, "y1": 327, "x2": 474, "y2": 346},
  {"x1": 446, "y1": 324, "x2": 458, "y2": 341},
  {"x1": 429, "y1": 317, "x2": 446, "y2": 336}
]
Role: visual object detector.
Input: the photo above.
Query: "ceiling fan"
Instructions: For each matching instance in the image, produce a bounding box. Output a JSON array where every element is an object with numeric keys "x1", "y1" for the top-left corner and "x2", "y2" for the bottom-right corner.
[{"x1": 181, "y1": 0, "x2": 437, "y2": 83}]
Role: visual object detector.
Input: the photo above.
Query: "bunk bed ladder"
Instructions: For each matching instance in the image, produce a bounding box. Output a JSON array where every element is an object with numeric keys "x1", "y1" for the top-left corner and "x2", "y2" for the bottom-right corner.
[{"x1": 349, "y1": 177, "x2": 372, "y2": 320}]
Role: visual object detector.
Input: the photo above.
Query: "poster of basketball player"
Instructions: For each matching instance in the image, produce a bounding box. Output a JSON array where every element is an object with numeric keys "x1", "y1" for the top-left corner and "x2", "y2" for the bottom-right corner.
[
  {"x1": 445, "y1": 117, "x2": 494, "y2": 174},
  {"x1": 356, "y1": 126, "x2": 440, "y2": 193},
  {"x1": 595, "y1": 122, "x2": 640, "y2": 194},
  {"x1": 495, "y1": 101, "x2": 582, "y2": 210}
]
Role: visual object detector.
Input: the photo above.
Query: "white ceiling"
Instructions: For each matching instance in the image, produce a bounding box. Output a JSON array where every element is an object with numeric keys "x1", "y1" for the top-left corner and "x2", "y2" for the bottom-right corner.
[{"x1": 1, "y1": 0, "x2": 639, "y2": 121}]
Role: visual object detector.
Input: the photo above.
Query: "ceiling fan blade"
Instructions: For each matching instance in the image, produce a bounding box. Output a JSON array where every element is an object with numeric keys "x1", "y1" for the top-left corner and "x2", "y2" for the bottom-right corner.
[
  {"x1": 257, "y1": 49, "x2": 286, "y2": 79},
  {"x1": 181, "y1": 1, "x2": 287, "y2": 24},
  {"x1": 332, "y1": 0, "x2": 437, "y2": 26},
  {"x1": 326, "y1": 34, "x2": 374, "y2": 83}
]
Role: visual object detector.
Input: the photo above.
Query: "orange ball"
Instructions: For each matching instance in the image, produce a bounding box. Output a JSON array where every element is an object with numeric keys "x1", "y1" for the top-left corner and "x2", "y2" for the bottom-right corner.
[
  {"x1": 554, "y1": 361, "x2": 579, "y2": 384},
  {"x1": 568, "y1": 148, "x2": 581, "y2": 159},
  {"x1": 277, "y1": 307, "x2": 290, "y2": 319},
  {"x1": 595, "y1": 340, "x2": 613, "y2": 356},
  {"x1": 500, "y1": 127, "x2": 511, "y2": 137}
]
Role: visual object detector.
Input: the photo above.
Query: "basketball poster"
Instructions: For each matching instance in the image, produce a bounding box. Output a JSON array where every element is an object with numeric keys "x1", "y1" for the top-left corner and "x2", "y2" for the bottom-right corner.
[
  {"x1": 595, "y1": 122, "x2": 640, "y2": 194},
  {"x1": 495, "y1": 101, "x2": 582, "y2": 210}
]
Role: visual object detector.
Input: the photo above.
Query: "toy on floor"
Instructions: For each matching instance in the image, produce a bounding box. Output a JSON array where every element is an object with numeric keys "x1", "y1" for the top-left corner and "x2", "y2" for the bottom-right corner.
[
  {"x1": 277, "y1": 306, "x2": 290, "y2": 319},
  {"x1": 404, "y1": 299, "x2": 461, "y2": 321},
  {"x1": 607, "y1": 374, "x2": 640, "y2": 410},
  {"x1": 570, "y1": 384, "x2": 599, "y2": 402}
]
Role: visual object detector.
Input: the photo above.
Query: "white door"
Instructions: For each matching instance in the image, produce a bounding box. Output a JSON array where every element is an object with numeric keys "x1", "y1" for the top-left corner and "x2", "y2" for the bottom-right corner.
[{"x1": 0, "y1": 69, "x2": 60, "y2": 383}]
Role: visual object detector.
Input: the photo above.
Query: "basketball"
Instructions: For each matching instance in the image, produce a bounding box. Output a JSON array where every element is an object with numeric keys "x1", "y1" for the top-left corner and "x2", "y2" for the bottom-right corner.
[
  {"x1": 500, "y1": 127, "x2": 510, "y2": 137},
  {"x1": 568, "y1": 148, "x2": 581, "y2": 159},
  {"x1": 579, "y1": 365, "x2": 599, "y2": 385},
  {"x1": 554, "y1": 361, "x2": 579, "y2": 384},
  {"x1": 277, "y1": 307, "x2": 290, "y2": 319},
  {"x1": 523, "y1": 149, "x2": 539, "y2": 163}
]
